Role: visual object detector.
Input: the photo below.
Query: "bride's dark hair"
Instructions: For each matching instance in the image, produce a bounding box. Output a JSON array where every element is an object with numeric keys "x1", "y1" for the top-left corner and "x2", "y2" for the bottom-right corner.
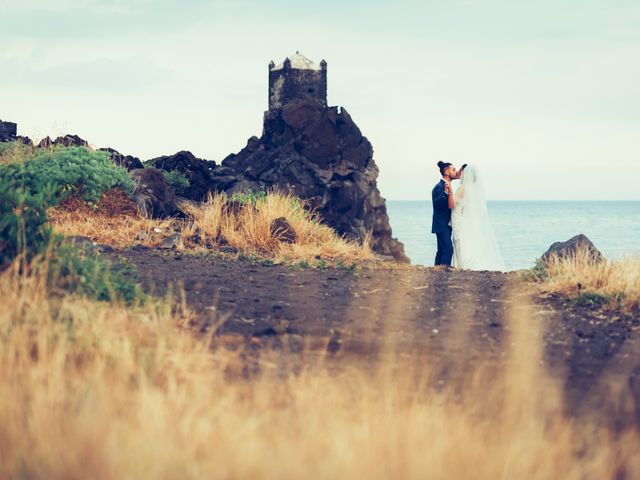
[{"x1": 437, "y1": 161, "x2": 452, "y2": 175}]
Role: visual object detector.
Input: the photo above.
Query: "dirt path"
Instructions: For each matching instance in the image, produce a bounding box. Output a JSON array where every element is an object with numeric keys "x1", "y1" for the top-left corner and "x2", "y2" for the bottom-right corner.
[{"x1": 109, "y1": 249, "x2": 640, "y2": 424}]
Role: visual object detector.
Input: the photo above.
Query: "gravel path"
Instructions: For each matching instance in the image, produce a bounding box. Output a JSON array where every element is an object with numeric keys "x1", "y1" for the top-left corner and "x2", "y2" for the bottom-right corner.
[{"x1": 109, "y1": 249, "x2": 640, "y2": 426}]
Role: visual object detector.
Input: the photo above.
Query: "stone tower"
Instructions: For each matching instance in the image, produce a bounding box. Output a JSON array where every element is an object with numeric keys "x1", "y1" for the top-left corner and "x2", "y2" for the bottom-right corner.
[
  {"x1": 268, "y1": 52, "x2": 327, "y2": 110},
  {"x1": 0, "y1": 119, "x2": 17, "y2": 142}
]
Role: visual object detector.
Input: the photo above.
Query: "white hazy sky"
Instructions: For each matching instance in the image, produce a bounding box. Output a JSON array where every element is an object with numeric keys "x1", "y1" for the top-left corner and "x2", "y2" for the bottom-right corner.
[{"x1": 1, "y1": 0, "x2": 638, "y2": 200}]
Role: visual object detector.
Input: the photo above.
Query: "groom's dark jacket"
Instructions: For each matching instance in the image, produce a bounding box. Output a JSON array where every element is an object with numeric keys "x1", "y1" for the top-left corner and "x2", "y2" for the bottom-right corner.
[{"x1": 431, "y1": 179, "x2": 451, "y2": 234}]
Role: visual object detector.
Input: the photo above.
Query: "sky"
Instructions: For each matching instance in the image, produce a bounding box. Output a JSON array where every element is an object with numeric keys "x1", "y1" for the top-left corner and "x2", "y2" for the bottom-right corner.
[{"x1": 1, "y1": 0, "x2": 638, "y2": 200}]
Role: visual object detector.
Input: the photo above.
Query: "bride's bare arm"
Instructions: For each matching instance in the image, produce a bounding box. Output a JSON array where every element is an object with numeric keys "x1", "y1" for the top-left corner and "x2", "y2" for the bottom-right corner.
[{"x1": 447, "y1": 182, "x2": 455, "y2": 209}]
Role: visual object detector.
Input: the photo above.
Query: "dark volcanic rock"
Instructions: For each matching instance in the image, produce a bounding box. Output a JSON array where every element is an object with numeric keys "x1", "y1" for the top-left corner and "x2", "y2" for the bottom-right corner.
[
  {"x1": 147, "y1": 150, "x2": 217, "y2": 201},
  {"x1": 159, "y1": 232, "x2": 181, "y2": 249},
  {"x1": 16, "y1": 136, "x2": 34, "y2": 147},
  {"x1": 0, "y1": 120, "x2": 32, "y2": 146},
  {"x1": 270, "y1": 216, "x2": 297, "y2": 244},
  {"x1": 0, "y1": 119, "x2": 17, "y2": 142},
  {"x1": 37, "y1": 134, "x2": 90, "y2": 148},
  {"x1": 218, "y1": 100, "x2": 409, "y2": 262},
  {"x1": 541, "y1": 234, "x2": 604, "y2": 263},
  {"x1": 130, "y1": 168, "x2": 178, "y2": 218},
  {"x1": 37, "y1": 136, "x2": 53, "y2": 149},
  {"x1": 98, "y1": 147, "x2": 144, "y2": 171}
]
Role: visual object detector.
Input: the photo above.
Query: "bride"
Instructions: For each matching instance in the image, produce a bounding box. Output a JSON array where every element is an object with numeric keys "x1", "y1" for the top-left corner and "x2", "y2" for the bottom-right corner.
[{"x1": 451, "y1": 165, "x2": 505, "y2": 271}]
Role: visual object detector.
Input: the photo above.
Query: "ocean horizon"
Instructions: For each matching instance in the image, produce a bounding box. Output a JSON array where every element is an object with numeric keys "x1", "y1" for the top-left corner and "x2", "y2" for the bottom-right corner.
[{"x1": 386, "y1": 200, "x2": 640, "y2": 270}]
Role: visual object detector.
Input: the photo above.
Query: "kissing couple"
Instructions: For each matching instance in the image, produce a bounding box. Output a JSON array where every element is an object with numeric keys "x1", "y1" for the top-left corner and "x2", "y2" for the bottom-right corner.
[{"x1": 431, "y1": 161, "x2": 505, "y2": 271}]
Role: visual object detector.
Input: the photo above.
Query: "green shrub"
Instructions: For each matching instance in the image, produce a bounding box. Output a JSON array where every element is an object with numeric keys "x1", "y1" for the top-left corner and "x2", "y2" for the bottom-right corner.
[
  {"x1": 162, "y1": 170, "x2": 191, "y2": 196},
  {"x1": 336, "y1": 260, "x2": 358, "y2": 272},
  {"x1": 0, "y1": 164, "x2": 143, "y2": 302},
  {"x1": 525, "y1": 259, "x2": 549, "y2": 282},
  {"x1": 574, "y1": 290, "x2": 612, "y2": 308},
  {"x1": 314, "y1": 259, "x2": 328, "y2": 269},
  {"x1": 0, "y1": 146, "x2": 135, "y2": 205},
  {"x1": 47, "y1": 243, "x2": 144, "y2": 305},
  {"x1": 230, "y1": 190, "x2": 267, "y2": 206},
  {"x1": 0, "y1": 182, "x2": 53, "y2": 270}
]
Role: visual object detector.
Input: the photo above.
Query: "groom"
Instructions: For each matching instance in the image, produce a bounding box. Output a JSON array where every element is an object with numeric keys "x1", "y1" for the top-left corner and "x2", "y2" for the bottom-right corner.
[{"x1": 431, "y1": 161, "x2": 458, "y2": 266}]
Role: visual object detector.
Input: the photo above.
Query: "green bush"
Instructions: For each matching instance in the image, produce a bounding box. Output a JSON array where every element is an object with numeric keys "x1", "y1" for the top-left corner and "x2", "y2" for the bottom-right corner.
[
  {"x1": 0, "y1": 146, "x2": 135, "y2": 205},
  {"x1": 47, "y1": 243, "x2": 144, "y2": 305},
  {"x1": 524, "y1": 259, "x2": 549, "y2": 282},
  {"x1": 0, "y1": 182, "x2": 53, "y2": 270},
  {"x1": 0, "y1": 165, "x2": 143, "y2": 303},
  {"x1": 230, "y1": 190, "x2": 267, "y2": 206},
  {"x1": 574, "y1": 290, "x2": 612, "y2": 308},
  {"x1": 162, "y1": 170, "x2": 191, "y2": 196}
]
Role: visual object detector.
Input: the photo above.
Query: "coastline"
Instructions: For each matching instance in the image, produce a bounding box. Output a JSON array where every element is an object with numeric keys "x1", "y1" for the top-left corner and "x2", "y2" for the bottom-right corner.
[{"x1": 387, "y1": 199, "x2": 640, "y2": 269}]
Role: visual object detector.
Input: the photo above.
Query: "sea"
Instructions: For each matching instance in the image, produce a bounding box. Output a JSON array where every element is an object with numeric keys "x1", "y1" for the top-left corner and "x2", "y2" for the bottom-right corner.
[{"x1": 386, "y1": 201, "x2": 640, "y2": 271}]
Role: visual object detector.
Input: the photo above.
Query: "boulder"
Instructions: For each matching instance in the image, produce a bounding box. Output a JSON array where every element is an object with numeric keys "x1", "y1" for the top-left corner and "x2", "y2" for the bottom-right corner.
[
  {"x1": 36, "y1": 136, "x2": 53, "y2": 149},
  {"x1": 159, "y1": 232, "x2": 181, "y2": 249},
  {"x1": 37, "y1": 134, "x2": 90, "y2": 148},
  {"x1": 0, "y1": 119, "x2": 17, "y2": 142},
  {"x1": 62, "y1": 236, "x2": 113, "y2": 254},
  {"x1": 147, "y1": 150, "x2": 217, "y2": 201},
  {"x1": 57, "y1": 134, "x2": 89, "y2": 147},
  {"x1": 215, "y1": 100, "x2": 409, "y2": 262},
  {"x1": 270, "y1": 217, "x2": 297, "y2": 244},
  {"x1": 16, "y1": 136, "x2": 34, "y2": 147},
  {"x1": 98, "y1": 147, "x2": 144, "y2": 171},
  {"x1": 129, "y1": 168, "x2": 178, "y2": 218},
  {"x1": 209, "y1": 174, "x2": 240, "y2": 192},
  {"x1": 541, "y1": 234, "x2": 604, "y2": 264}
]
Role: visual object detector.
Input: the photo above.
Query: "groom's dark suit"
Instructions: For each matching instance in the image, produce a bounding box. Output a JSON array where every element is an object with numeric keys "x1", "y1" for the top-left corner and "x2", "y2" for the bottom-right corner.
[{"x1": 431, "y1": 179, "x2": 453, "y2": 266}]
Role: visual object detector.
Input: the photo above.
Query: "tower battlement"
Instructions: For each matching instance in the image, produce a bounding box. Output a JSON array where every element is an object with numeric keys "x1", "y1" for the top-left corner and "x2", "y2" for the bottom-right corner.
[{"x1": 268, "y1": 52, "x2": 327, "y2": 110}]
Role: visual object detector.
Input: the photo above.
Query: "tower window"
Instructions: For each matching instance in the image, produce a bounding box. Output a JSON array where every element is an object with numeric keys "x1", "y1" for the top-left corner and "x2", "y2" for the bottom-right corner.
[{"x1": 307, "y1": 88, "x2": 315, "y2": 94}]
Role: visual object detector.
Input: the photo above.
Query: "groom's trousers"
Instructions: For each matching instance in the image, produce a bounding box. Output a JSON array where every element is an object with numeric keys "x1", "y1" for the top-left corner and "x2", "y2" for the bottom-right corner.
[{"x1": 434, "y1": 227, "x2": 453, "y2": 266}]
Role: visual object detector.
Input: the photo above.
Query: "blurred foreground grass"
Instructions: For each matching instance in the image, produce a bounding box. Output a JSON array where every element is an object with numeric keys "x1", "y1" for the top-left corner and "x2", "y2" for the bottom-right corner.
[{"x1": 1, "y1": 256, "x2": 639, "y2": 479}]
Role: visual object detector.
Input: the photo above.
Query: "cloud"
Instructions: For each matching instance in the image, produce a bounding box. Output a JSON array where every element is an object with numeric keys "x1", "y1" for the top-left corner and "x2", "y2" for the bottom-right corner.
[
  {"x1": 0, "y1": 0, "x2": 227, "y2": 38},
  {"x1": 0, "y1": 56, "x2": 173, "y2": 92}
]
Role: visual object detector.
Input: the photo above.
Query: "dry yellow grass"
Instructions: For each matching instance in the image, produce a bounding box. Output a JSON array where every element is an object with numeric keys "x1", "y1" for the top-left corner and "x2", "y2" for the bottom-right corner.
[
  {"x1": 537, "y1": 248, "x2": 640, "y2": 311},
  {"x1": 0, "y1": 142, "x2": 31, "y2": 165},
  {"x1": 180, "y1": 191, "x2": 375, "y2": 263},
  {"x1": 1, "y1": 259, "x2": 639, "y2": 479},
  {"x1": 49, "y1": 191, "x2": 375, "y2": 265},
  {"x1": 47, "y1": 189, "x2": 177, "y2": 249},
  {"x1": 49, "y1": 206, "x2": 176, "y2": 249}
]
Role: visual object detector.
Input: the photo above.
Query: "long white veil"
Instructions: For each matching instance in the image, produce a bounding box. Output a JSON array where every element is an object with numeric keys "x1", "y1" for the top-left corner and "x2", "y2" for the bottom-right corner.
[{"x1": 452, "y1": 165, "x2": 505, "y2": 271}]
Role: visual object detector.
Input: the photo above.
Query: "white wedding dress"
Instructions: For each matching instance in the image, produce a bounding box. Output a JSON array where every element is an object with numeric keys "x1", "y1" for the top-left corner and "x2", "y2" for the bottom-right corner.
[{"x1": 451, "y1": 165, "x2": 505, "y2": 271}]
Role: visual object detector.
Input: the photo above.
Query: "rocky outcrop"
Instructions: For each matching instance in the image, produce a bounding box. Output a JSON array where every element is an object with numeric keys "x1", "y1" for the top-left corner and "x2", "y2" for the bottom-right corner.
[
  {"x1": 0, "y1": 119, "x2": 17, "y2": 142},
  {"x1": 214, "y1": 100, "x2": 408, "y2": 262},
  {"x1": 0, "y1": 120, "x2": 32, "y2": 146},
  {"x1": 36, "y1": 137, "x2": 52, "y2": 148},
  {"x1": 130, "y1": 168, "x2": 178, "y2": 218},
  {"x1": 541, "y1": 234, "x2": 604, "y2": 263},
  {"x1": 37, "y1": 134, "x2": 90, "y2": 149},
  {"x1": 98, "y1": 147, "x2": 144, "y2": 171},
  {"x1": 147, "y1": 150, "x2": 217, "y2": 201},
  {"x1": 270, "y1": 217, "x2": 297, "y2": 244},
  {"x1": 15, "y1": 136, "x2": 34, "y2": 147},
  {"x1": 5, "y1": 99, "x2": 407, "y2": 261}
]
